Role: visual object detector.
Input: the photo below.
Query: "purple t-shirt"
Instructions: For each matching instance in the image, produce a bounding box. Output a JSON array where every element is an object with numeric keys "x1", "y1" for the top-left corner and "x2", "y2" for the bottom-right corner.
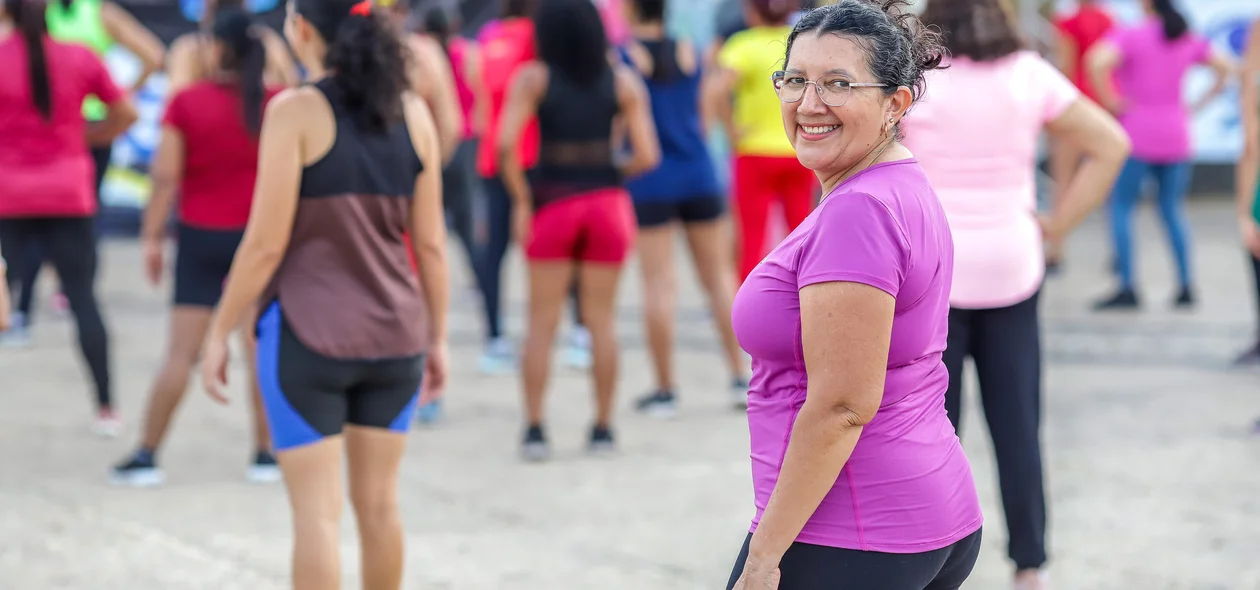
[
  {"x1": 1110, "y1": 18, "x2": 1211, "y2": 163},
  {"x1": 731, "y1": 159, "x2": 983, "y2": 553}
]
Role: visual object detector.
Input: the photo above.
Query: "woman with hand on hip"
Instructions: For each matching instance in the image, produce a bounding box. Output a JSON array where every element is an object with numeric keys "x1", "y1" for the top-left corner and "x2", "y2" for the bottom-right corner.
[
  {"x1": 200, "y1": 0, "x2": 450, "y2": 584},
  {"x1": 908, "y1": 1, "x2": 1130, "y2": 587},
  {"x1": 726, "y1": 2, "x2": 982, "y2": 588},
  {"x1": 1087, "y1": 0, "x2": 1233, "y2": 310}
]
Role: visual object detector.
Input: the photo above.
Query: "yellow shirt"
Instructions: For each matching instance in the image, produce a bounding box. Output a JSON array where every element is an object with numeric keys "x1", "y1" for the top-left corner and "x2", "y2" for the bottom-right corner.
[{"x1": 717, "y1": 26, "x2": 795, "y2": 157}]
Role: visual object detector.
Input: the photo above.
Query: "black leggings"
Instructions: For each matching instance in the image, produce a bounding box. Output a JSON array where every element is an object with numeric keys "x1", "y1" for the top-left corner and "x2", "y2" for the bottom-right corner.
[
  {"x1": 944, "y1": 290, "x2": 1045, "y2": 571},
  {"x1": 16, "y1": 144, "x2": 111, "y2": 319},
  {"x1": 726, "y1": 529, "x2": 982, "y2": 590},
  {"x1": 0, "y1": 217, "x2": 112, "y2": 410},
  {"x1": 1249, "y1": 253, "x2": 1260, "y2": 338},
  {"x1": 442, "y1": 140, "x2": 478, "y2": 286}
]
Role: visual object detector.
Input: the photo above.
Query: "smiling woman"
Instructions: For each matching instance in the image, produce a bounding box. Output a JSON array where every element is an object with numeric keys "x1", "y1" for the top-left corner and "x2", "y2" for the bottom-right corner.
[{"x1": 725, "y1": 2, "x2": 986, "y2": 590}]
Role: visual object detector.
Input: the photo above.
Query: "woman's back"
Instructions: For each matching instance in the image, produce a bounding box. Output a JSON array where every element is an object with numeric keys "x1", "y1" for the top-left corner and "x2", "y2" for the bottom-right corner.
[
  {"x1": 1055, "y1": 3, "x2": 1113, "y2": 100},
  {"x1": 716, "y1": 25, "x2": 795, "y2": 157},
  {"x1": 164, "y1": 80, "x2": 280, "y2": 229},
  {"x1": 476, "y1": 17, "x2": 538, "y2": 176},
  {"x1": 266, "y1": 78, "x2": 426, "y2": 360},
  {"x1": 904, "y1": 50, "x2": 1078, "y2": 309},
  {"x1": 532, "y1": 66, "x2": 621, "y2": 206},
  {"x1": 1110, "y1": 18, "x2": 1210, "y2": 162},
  {"x1": 0, "y1": 36, "x2": 119, "y2": 217}
]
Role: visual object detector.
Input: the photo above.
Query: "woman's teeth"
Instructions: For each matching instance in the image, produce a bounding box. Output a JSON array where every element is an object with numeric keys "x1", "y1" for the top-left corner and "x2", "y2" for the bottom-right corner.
[{"x1": 801, "y1": 125, "x2": 838, "y2": 135}]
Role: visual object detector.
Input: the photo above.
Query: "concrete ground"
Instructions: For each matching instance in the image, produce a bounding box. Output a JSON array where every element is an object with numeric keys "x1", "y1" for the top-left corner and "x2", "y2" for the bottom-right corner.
[{"x1": 2, "y1": 200, "x2": 1259, "y2": 589}]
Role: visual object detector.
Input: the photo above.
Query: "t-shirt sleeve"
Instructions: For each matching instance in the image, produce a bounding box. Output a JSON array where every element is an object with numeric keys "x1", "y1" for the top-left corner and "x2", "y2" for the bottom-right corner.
[
  {"x1": 1025, "y1": 53, "x2": 1080, "y2": 123},
  {"x1": 82, "y1": 49, "x2": 123, "y2": 106},
  {"x1": 161, "y1": 90, "x2": 188, "y2": 131},
  {"x1": 795, "y1": 192, "x2": 910, "y2": 297}
]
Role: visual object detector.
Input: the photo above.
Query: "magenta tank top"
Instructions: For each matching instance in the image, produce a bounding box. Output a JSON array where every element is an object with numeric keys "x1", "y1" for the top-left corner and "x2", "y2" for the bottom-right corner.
[{"x1": 448, "y1": 37, "x2": 476, "y2": 140}]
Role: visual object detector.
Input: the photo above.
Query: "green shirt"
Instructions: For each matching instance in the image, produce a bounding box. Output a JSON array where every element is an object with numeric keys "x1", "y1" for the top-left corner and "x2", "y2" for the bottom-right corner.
[{"x1": 46, "y1": 0, "x2": 114, "y2": 121}]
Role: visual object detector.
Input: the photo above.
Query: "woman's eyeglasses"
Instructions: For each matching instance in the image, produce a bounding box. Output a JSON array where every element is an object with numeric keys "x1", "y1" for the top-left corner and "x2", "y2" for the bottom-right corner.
[{"x1": 771, "y1": 71, "x2": 887, "y2": 107}]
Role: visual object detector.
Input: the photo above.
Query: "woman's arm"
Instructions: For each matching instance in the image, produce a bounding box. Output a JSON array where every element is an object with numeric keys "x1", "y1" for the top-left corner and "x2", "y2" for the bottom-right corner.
[
  {"x1": 1191, "y1": 49, "x2": 1236, "y2": 113},
  {"x1": 260, "y1": 28, "x2": 301, "y2": 88},
  {"x1": 87, "y1": 96, "x2": 138, "y2": 146},
  {"x1": 614, "y1": 65, "x2": 661, "y2": 178},
  {"x1": 206, "y1": 89, "x2": 309, "y2": 342},
  {"x1": 497, "y1": 63, "x2": 546, "y2": 221},
  {"x1": 1085, "y1": 40, "x2": 1124, "y2": 114},
  {"x1": 0, "y1": 245, "x2": 10, "y2": 331},
  {"x1": 101, "y1": 2, "x2": 164, "y2": 92},
  {"x1": 461, "y1": 41, "x2": 484, "y2": 136},
  {"x1": 1042, "y1": 98, "x2": 1131, "y2": 239},
  {"x1": 410, "y1": 35, "x2": 463, "y2": 165},
  {"x1": 141, "y1": 126, "x2": 184, "y2": 243},
  {"x1": 744, "y1": 279, "x2": 895, "y2": 569},
  {"x1": 702, "y1": 65, "x2": 739, "y2": 146},
  {"x1": 1053, "y1": 26, "x2": 1079, "y2": 80},
  {"x1": 403, "y1": 94, "x2": 450, "y2": 348},
  {"x1": 1237, "y1": 20, "x2": 1260, "y2": 253}
]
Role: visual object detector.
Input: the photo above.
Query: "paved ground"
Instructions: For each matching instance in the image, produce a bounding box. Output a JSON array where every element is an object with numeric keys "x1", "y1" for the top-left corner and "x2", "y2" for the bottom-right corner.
[{"x1": 2, "y1": 200, "x2": 1259, "y2": 589}]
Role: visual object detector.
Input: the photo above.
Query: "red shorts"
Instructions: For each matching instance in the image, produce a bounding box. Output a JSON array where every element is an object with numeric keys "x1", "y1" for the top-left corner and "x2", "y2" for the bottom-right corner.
[{"x1": 526, "y1": 188, "x2": 635, "y2": 264}]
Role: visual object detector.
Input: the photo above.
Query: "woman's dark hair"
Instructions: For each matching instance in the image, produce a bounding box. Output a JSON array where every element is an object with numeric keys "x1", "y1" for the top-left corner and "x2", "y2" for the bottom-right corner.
[
  {"x1": 7, "y1": 0, "x2": 53, "y2": 120},
  {"x1": 295, "y1": 0, "x2": 410, "y2": 132},
  {"x1": 748, "y1": 0, "x2": 798, "y2": 25},
  {"x1": 212, "y1": 7, "x2": 266, "y2": 134},
  {"x1": 422, "y1": 4, "x2": 458, "y2": 56},
  {"x1": 534, "y1": 0, "x2": 610, "y2": 86},
  {"x1": 1150, "y1": 0, "x2": 1188, "y2": 41},
  {"x1": 502, "y1": 0, "x2": 534, "y2": 18},
  {"x1": 919, "y1": 0, "x2": 1025, "y2": 62},
  {"x1": 784, "y1": 1, "x2": 944, "y2": 135},
  {"x1": 632, "y1": 0, "x2": 665, "y2": 23}
]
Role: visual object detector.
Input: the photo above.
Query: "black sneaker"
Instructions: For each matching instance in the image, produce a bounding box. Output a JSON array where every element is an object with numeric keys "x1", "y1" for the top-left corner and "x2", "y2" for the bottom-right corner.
[
  {"x1": 1093, "y1": 289, "x2": 1139, "y2": 311},
  {"x1": 1172, "y1": 286, "x2": 1196, "y2": 309},
  {"x1": 588, "y1": 425, "x2": 616, "y2": 456},
  {"x1": 109, "y1": 449, "x2": 165, "y2": 488},
  {"x1": 246, "y1": 450, "x2": 281, "y2": 483},
  {"x1": 1231, "y1": 343, "x2": 1260, "y2": 367},
  {"x1": 521, "y1": 425, "x2": 550, "y2": 462},
  {"x1": 634, "y1": 390, "x2": 677, "y2": 419}
]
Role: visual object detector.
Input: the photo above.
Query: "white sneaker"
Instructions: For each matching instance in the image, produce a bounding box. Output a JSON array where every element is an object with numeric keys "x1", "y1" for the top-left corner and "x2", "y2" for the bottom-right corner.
[
  {"x1": 1014, "y1": 570, "x2": 1050, "y2": 590},
  {"x1": 93, "y1": 409, "x2": 122, "y2": 438},
  {"x1": 561, "y1": 327, "x2": 592, "y2": 370},
  {"x1": 476, "y1": 337, "x2": 516, "y2": 375}
]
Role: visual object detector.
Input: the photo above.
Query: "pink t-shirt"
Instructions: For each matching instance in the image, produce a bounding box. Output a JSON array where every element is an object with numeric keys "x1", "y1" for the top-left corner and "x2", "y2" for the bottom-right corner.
[
  {"x1": 0, "y1": 36, "x2": 122, "y2": 218},
  {"x1": 902, "y1": 51, "x2": 1078, "y2": 309},
  {"x1": 1109, "y1": 19, "x2": 1210, "y2": 163},
  {"x1": 731, "y1": 159, "x2": 982, "y2": 553}
]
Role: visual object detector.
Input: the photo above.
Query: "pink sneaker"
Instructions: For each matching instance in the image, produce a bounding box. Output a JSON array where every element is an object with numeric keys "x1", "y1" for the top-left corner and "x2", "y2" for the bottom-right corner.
[
  {"x1": 51, "y1": 292, "x2": 70, "y2": 314},
  {"x1": 93, "y1": 409, "x2": 122, "y2": 438}
]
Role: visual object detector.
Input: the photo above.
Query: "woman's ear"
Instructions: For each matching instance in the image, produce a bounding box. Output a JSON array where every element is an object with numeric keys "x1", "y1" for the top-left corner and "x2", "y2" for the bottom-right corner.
[{"x1": 887, "y1": 85, "x2": 913, "y2": 126}]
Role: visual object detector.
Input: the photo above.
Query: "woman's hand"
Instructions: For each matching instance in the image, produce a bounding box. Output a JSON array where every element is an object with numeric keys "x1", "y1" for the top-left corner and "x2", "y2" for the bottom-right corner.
[
  {"x1": 512, "y1": 206, "x2": 533, "y2": 246},
  {"x1": 1241, "y1": 218, "x2": 1260, "y2": 258},
  {"x1": 731, "y1": 563, "x2": 782, "y2": 590},
  {"x1": 0, "y1": 258, "x2": 10, "y2": 332},
  {"x1": 420, "y1": 340, "x2": 449, "y2": 404},
  {"x1": 142, "y1": 236, "x2": 165, "y2": 286},
  {"x1": 201, "y1": 334, "x2": 232, "y2": 405}
]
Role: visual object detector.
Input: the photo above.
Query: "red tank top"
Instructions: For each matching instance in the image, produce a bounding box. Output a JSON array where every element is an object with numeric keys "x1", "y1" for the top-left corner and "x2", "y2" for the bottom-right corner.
[
  {"x1": 475, "y1": 18, "x2": 540, "y2": 178},
  {"x1": 1055, "y1": 5, "x2": 1114, "y2": 101}
]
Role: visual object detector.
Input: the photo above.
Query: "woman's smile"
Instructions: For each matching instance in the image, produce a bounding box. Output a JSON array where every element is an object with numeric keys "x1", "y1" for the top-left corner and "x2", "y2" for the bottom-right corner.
[{"x1": 797, "y1": 122, "x2": 841, "y2": 141}]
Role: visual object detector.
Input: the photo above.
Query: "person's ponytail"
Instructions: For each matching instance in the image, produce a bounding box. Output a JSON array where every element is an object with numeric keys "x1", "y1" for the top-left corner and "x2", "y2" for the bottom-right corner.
[
  {"x1": 298, "y1": 0, "x2": 408, "y2": 132},
  {"x1": 1150, "y1": 0, "x2": 1188, "y2": 41},
  {"x1": 212, "y1": 8, "x2": 267, "y2": 135},
  {"x1": 6, "y1": 0, "x2": 53, "y2": 120}
]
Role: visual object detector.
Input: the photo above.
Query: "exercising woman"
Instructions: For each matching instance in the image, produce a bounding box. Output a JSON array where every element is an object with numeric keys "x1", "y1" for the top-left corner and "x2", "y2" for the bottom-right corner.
[
  {"x1": 200, "y1": 0, "x2": 448, "y2": 585},
  {"x1": 0, "y1": 0, "x2": 137, "y2": 435},
  {"x1": 165, "y1": 0, "x2": 298, "y2": 94},
  {"x1": 1, "y1": 0, "x2": 162, "y2": 348},
  {"x1": 620, "y1": 0, "x2": 748, "y2": 417},
  {"x1": 499, "y1": 0, "x2": 658, "y2": 461},
  {"x1": 111, "y1": 7, "x2": 282, "y2": 487},
  {"x1": 707, "y1": 0, "x2": 815, "y2": 282}
]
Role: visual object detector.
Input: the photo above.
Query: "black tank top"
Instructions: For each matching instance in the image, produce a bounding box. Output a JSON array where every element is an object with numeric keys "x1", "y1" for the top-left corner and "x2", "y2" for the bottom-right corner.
[
  {"x1": 262, "y1": 78, "x2": 428, "y2": 360},
  {"x1": 530, "y1": 67, "x2": 621, "y2": 208}
]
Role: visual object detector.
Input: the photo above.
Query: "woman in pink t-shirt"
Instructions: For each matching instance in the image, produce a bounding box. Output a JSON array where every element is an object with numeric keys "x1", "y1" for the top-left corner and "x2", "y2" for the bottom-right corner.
[
  {"x1": 1086, "y1": 0, "x2": 1233, "y2": 310},
  {"x1": 727, "y1": 2, "x2": 982, "y2": 588},
  {"x1": 0, "y1": 0, "x2": 136, "y2": 432},
  {"x1": 908, "y1": 1, "x2": 1130, "y2": 588}
]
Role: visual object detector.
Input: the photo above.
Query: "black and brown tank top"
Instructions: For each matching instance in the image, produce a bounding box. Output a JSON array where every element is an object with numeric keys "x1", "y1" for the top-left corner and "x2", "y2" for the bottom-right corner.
[{"x1": 262, "y1": 77, "x2": 427, "y2": 360}]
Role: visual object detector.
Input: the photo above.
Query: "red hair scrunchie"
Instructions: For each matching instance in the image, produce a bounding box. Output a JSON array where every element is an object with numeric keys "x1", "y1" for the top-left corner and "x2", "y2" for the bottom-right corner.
[{"x1": 348, "y1": 0, "x2": 371, "y2": 16}]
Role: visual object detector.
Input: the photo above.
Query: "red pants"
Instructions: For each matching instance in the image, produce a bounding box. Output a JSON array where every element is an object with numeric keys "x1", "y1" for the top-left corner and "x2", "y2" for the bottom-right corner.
[
  {"x1": 733, "y1": 155, "x2": 816, "y2": 280},
  {"x1": 527, "y1": 187, "x2": 636, "y2": 264}
]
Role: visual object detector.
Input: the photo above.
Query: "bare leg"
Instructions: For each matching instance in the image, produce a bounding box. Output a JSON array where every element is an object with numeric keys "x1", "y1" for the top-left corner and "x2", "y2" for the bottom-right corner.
[
  {"x1": 346, "y1": 426, "x2": 409, "y2": 590},
  {"x1": 278, "y1": 437, "x2": 344, "y2": 590},
  {"x1": 636, "y1": 226, "x2": 678, "y2": 391},
  {"x1": 578, "y1": 262, "x2": 627, "y2": 428},
  {"x1": 683, "y1": 218, "x2": 746, "y2": 380},
  {"x1": 522, "y1": 261, "x2": 577, "y2": 425},
  {"x1": 139, "y1": 307, "x2": 213, "y2": 450}
]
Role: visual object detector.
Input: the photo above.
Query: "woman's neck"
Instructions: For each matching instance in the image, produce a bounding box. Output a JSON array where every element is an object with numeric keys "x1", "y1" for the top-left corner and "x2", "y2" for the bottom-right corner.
[
  {"x1": 0, "y1": 21, "x2": 14, "y2": 39},
  {"x1": 818, "y1": 141, "x2": 911, "y2": 196},
  {"x1": 630, "y1": 22, "x2": 664, "y2": 40}
]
